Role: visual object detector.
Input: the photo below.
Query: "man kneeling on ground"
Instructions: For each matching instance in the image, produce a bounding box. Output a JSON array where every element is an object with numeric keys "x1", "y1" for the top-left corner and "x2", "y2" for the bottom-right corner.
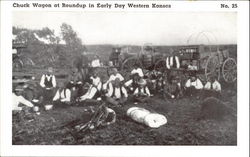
[
  {"x1": 133, "y1": 78, "x2": 151, "y2": 104},
  {"x1": 106, "y1": 78, "x2": 128, "y2": 107}
]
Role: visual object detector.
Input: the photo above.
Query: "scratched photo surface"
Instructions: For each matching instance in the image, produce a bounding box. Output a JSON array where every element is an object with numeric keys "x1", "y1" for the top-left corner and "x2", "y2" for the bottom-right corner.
[{"x1": 12, "y1": 11, "x2": 237, "y2": 145}]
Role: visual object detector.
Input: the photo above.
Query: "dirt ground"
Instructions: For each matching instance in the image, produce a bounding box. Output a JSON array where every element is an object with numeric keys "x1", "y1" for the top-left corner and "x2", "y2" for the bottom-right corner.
[{"x1": 12, "y1": 77, "x2": 237, "y2": 145}]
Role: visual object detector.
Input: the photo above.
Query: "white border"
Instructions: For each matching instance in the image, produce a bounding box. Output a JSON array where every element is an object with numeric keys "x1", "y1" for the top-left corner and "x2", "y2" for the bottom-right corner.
[{"x1": 1, "y1": 1, "x2": 249, "y2": 157}]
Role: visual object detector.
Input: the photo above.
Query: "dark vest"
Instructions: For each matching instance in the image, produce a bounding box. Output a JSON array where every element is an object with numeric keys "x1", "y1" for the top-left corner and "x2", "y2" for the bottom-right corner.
[
  {"x1": 111, "y1": 86, "x2": 125, "y2": 98},
  {"x1": 44, "y1": 75, "x2": 53, "y2": 88}
]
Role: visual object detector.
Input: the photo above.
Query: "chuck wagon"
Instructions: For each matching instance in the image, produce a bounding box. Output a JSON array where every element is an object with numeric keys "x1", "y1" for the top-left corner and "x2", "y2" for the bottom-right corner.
[
  {"x1": 12, "y1": 40, "x2": 35, "y2": 71},
  {"x1": 153, "y1": 45, "x2": 237, "y2": 83},
  {"x1": 108, "y1": 44, "x2": 163, "y2": 76}
]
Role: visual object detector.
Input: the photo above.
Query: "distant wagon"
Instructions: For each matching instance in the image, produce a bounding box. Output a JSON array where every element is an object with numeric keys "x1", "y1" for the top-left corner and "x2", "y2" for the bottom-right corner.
[
  {"x1": 154, "y1": 45, "x2": 237, "y2": 83},
  {"x1": 108, "y1": 44, "x2": 163, "y2": 75}
]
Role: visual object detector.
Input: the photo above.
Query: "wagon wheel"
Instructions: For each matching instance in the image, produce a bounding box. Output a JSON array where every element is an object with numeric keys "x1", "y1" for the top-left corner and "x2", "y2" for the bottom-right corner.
[
  {"x1": 205, "y1": 56, "x2": 220, "y2": 81},
  {"x1": 13, "y1": 58, "x2": 23, "y2": 71},
  {"x1": 222, "y1": 58, "x2": 237, "y2": 83},
  {"x1": 121, "y1": 57, "x2": 141, "y2": 80},
  {"x1": 154, "y1": 59, "x2": 166, "y2": 72}
]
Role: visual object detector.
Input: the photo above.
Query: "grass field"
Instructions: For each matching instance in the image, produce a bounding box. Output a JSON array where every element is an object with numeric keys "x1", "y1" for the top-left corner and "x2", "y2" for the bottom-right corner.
[{"x1": 12, "y1": 68, "x2": 237, "y2": 145}]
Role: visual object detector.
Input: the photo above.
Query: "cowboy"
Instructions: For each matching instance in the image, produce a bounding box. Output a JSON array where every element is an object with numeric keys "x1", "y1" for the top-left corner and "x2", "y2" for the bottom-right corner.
[
  {"x1": 78, "y1": 70, "x2": 102, "y2": 102},
  {"x1": 131, "y1": 63, "x2": 144, "y2": 78},
  {"x1": 204, "y1": 75, "x2": 221, "y2": 98},
  {"x1": 53, "y1": 82, "x2": 71, "y2": 106},
  {"x1": 166, "y1": 50, "x2": 180, "y2": 70},
  {"x1": 106, "y1": 78, "x2": 128, "y2": 106},
  {"x1": 13, "y1": 85, "x2": 34, "y2": 111},
  {"x1": 163, "y1": 76, "x2": 182, "y2": 99},
  {"x1": 133, "y1": 78, "x2": 151, "y2": 104},
  {"x1": 39, "y1": 67, "x2": 56, "y2": 104},
  {"x1": 107, "y1": 68, "x2": 124, "y2": 84},
  {"x1": 67, "y1": 67, "x2": 83, "y2": 99},
  {"x1": 124, "y1": 73, "x2": 140, "y2": 94},
  {"x1": 184, "y1": 73, "x2": 203, "y2": 96},
  {"x1": 91, "y1": 55, "x2": 101, "y2": 68}
]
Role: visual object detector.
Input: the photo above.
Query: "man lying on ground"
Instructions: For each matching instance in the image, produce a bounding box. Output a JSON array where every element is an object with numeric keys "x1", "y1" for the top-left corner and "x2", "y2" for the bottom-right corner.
[{"x1": 13, "y1": 85, "x2": 34, "y2": 111}]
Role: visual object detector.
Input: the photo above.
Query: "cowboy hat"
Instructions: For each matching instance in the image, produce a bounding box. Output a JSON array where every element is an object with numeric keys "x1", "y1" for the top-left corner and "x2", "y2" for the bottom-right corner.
[{"x1": 138, "y1": 78, "x2": 147, "y2": 86}]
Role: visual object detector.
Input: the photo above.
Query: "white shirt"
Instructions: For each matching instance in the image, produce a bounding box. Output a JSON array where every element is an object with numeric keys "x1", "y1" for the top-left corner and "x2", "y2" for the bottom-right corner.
[
  {"x1": 185, "y1": 79, "x2": 203, "y2": 89},
  {"x1": 13, "y1": 93, "x2": 34, "y2": 111},
  {"x1": 90, "y1": 76, "x2": 101, "y2": 90},
  {"x1": 204, "y1": 80, "x2": 221, "y2": 92},
  {"x1": 91, "y1": 59, "x2": 101, "y2": 67},
  {"x1": 107, "y1": 85, "x2": 128, "y2": 98},
  {"x1": 40, "y1": 74, "x2": 56, "y2": 88},
  {"x1": 53, "y1": 89, "x2": 71, "y2": 102},
  {"x1": 108, "y1": 73, "x2": 124, "y2": 82},
  {"x1": 131, "y1": 68, "x2": 144, "y2": 77},
  {"x1": 134, "y1": 86, "x2": 151, "y2": 96},
  {"x1": 188, "y1": 65, "x2": 198, "y2": 70}
]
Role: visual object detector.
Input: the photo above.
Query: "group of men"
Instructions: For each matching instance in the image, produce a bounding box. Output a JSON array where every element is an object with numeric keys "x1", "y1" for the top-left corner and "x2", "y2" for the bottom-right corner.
[{"x1": 12, "y1": 60, "x2": 222, "y2": 113}]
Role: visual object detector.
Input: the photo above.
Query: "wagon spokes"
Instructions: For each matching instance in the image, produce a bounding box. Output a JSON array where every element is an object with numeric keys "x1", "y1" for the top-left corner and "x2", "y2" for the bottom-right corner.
[{"x1": 222, "y1": 58, "x2": 237, "y2": 83}]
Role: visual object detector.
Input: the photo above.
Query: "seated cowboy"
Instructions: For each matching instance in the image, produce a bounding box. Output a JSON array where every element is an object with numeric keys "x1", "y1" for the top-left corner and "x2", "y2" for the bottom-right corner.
[
  {"x1": 107, "y1": 68, "x2": 124, "y2": 84},
  {"x1": 106, "y1": 78, "x2": 128, "y2": 106},
  {"x1": 131, "y1": 63, "x2": 144, "y2": 78},
  {"x1": 67, "y1": 67, "x2": 83, "y2": 99},
  {"x1": 75, "y1": 103, "x2": 116, "y2": 132},
  {"x1": 204, "y1": 75, "x2": 221, "y2": 98},
  {"x1": 184, "y1": 73, "x2": 203, "y2": 97},
  {"x1": 91, "y1": 55, "x2": 101, "y2": 68},
  {"x1": 133, "y1": 78, "x2": 151, "y2": 104},
  {"x1": 12, "y1": 85, "x2": 34, "y2": 111},
  {"x1": 39, "y1": 67, "x2": 56, "y2": 104},
  {"x1": 187, "y1": 60, "x2": 198, "y2": 71},
  {"x1": 124, "y1": 73, "x2": 140, "y2": 94},
  {"x1": 78, "y1": 70, "x2": 102, "y2": 102},
  {"x1": 53, "y1": 82, "x2": 71, "y2": 107},
  {"x1": 163, "y1": 76, "x2": 182, "y2": 99}
]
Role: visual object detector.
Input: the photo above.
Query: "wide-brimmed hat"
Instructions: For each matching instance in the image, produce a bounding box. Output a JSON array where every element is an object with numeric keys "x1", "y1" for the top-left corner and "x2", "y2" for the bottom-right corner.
[{"x1": 138, "y1": 78, "x2": 146, "y2": 86}]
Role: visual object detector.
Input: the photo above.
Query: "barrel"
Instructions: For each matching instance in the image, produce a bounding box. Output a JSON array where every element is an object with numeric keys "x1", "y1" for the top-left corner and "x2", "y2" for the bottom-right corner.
[{"x1": 126, "y1": 107, "x2": 167, "y2": 128}]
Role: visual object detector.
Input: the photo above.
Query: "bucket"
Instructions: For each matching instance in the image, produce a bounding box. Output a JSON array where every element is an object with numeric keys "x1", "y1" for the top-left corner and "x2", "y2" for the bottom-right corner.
[{"x1": 127, "y1": 107, "x2": 167, "y2": 128}]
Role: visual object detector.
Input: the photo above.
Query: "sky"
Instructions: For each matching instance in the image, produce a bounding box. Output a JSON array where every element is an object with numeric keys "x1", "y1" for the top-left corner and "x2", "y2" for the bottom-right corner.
[{"x1": 12, "y1": 11, "x2": 237, "y2": 45}]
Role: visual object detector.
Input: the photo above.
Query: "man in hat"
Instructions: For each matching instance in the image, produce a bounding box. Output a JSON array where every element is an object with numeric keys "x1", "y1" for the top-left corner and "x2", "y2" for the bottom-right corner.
[
  {"x1": 133, "y1": 78, "x2": 151, "y2": 104},
  {"x1": 53, "y1": 82, "x2": 72, "y2": 107},
  {"x1": 131, "y1": 63, "x2": 144, "y2": 78},
  {"x1": 163, "y1": 76, "x2": 182, "y2": 99},
  {"x1": 67, "y1": 67, "x2": 83, "y2": 99},
  {"x1": 184, "y1": 73, "x2": 203, "y2": 97},
  {"x1": 13, "y1": 85, "x2": 34, "y2": 111},
  {"x1": 78, "y1": 70, "x2": 102, "y2": 102},
  {"x1": 106, "y1": 78, "x2": 128, "y2": 106},
  {"x1": 204, "y1": 75, "x2": 221, "y2": 98},
  {"x1": 124, "y1": 73, "x2": 140, "y2": 94},
  {"x1": 107, "y1": 68, "x2": 124, "y2": 84},
  {"x1": 39, "y1": 67, "x2": 57, "y2": 104}
]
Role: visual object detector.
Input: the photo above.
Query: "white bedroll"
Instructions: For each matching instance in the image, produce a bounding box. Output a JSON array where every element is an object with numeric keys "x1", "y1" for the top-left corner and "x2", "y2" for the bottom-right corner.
[{"x1": 126, "y1": 107, "x2": 167, "y2": 128}]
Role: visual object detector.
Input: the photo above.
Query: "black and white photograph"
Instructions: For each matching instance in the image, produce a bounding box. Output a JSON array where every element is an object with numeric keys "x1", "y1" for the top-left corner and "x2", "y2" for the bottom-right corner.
[{"x1": 11, "y1": 11, "x2": 238, "y2": 146}]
